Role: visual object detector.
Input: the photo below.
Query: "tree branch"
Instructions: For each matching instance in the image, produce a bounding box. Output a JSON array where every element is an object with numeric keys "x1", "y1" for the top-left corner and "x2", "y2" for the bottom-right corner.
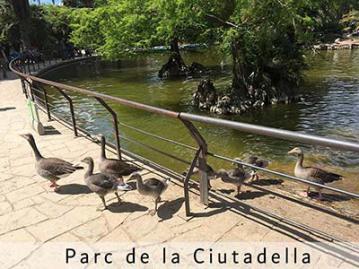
[{"x1": 204, "y1": 13, "x2": 240, "y2": 29}]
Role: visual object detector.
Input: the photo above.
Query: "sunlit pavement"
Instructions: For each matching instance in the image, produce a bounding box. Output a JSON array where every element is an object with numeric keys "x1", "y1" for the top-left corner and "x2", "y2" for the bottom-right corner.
[{"x1": 0, "y1": 79, "x2": 357, "y2": 268}]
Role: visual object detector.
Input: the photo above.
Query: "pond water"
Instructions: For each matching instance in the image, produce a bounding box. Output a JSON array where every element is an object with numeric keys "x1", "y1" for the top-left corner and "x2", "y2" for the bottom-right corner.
[{"x1": 43, "y1": 49, "x2": 359, "y2": 195}]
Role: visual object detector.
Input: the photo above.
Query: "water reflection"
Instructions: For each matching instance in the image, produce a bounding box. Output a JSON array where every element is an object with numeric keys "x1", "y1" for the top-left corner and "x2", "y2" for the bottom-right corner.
[{"x1": 43, "y1": 49, "x2": 359, "y2": 194}]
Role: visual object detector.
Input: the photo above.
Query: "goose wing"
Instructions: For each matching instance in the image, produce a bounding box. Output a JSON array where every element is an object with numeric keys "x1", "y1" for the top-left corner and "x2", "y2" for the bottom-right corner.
[
  {"x1": 88, "y1": 174, "x2": 115, "y2": 190},
  {"x1": 228, "y1": 168, "x2": 247, "y2": 180},
  {"x1": 39, "y1": 158, "x2": 80, "y2": 176},
  {"x1": 308, "y1": 166, "x2": 342, "y2": 183},
  {"x1": 102, "y1": 159, "x2": 140, "y2": 176},
  {"x1": 144, "y1": 178, "x2": 168, "y2": 192},
  {"x1": 256, "y1": 159, "x2": 269, "y2": 168}
]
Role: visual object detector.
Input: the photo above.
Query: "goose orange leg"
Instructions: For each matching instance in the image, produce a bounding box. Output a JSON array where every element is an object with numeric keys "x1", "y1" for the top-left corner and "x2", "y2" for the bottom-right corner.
[
  {"x1": 237, "y1": 185, "x2": 242, "y2": 196},
  {"x1": 49, "y1": 179, "x2": 59, "y2": 191}
]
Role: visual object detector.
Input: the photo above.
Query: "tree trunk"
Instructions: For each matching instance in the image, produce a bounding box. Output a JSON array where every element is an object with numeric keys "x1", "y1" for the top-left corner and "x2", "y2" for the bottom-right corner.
[
  {"x1": 10, "y1": 0, "x2": 31, "y2": 50},
  {"x1": 231, "y1": 38, "x2": 248, "y2": 97}
]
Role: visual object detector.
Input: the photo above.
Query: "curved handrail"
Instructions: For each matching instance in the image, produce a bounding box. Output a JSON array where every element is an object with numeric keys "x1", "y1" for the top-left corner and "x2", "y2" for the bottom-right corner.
[
  {"x1": 10, "y1": 59, "x2": 359, "y2": 152},
  {"x1": 9, "y1": 58, "x2": 359, "y2": 201}
]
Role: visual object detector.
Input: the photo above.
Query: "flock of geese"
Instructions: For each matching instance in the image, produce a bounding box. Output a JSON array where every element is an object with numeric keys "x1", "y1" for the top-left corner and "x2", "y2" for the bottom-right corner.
[{"x1": 20, "y1": 133, "x2": 343, "y2": 214}]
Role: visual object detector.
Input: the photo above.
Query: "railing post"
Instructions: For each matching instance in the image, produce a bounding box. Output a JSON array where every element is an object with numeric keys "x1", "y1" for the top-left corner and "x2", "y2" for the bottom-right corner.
[
  {"x1": 183, "y1": 149, "x2": 201, "y2": 216},
  {"x1": 95, "y1": 97, "x2": 122, "y2": 160},
  {"x1": 20, "y1": 78, "x2": 28, "y2": 98},
  {"x1": 57, "y1": 88, "x2": 78, "y2": 137},
  {"x1": 40, "y1": 86, "x2": 51, "y2": 121},
  {"x1": 180, "y1": 118, "x2": 209, "y2": 206},
  {"x1": 25, "y1": 79, "x2": 45, "y2": 135}
]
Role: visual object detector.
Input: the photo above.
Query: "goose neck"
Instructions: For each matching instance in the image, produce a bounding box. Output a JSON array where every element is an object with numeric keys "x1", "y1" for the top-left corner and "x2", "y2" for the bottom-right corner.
[
  {"x1": 136, "y1": 176, "x2": 144, "y2": 190},
  {"x1": 296, "y1": 153, "x2": 304, "y2": 168},
  {"x1": 28, "y1": 137, "x2": 43, "y2": 161},
  {"x1": 100, "y1": 137, "x2": 106, "y2": 160},
  {"x1": 85, "y1": 160, "x2": 94, "y2": 178}
]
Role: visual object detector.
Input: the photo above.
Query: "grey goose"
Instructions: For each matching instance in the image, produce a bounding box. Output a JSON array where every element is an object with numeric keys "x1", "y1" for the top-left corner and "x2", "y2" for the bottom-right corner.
[
  {"x1": 20, "y1": 133, "x2": 83, "y2": 191},
  {"x1": 288, "y1": 147, "x2": 342, "y2": 200},
  {"x1": 82, "y1": 157, "x2": 122, "y2": 210},
  {"x1": 98, "y1": 135, "x2": 140, "y2": 190},
  {"x1": 128, "y1": 173, "x2": 168, "y2": 215}
]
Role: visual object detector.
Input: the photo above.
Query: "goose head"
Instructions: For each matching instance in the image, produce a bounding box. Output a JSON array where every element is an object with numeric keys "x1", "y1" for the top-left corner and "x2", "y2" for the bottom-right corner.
[
  {"x1": 99, "y1": 134, "x2": 105, "y2": 143},
  {"x1": 20, "y1": 133, "x2": 34, "y2": 142},
  {"x1": 247, "y1": 156, "x2": 258, "y2": 163},
  {"x1": 288, "y1": 147, "x2": 303, "y2": 157},
  {"x1": 128, "y1": 172, "x2": 142, "y2": 182},
  {"x1": 81, "y1": 157, "x2": 94, "y2": 165}
]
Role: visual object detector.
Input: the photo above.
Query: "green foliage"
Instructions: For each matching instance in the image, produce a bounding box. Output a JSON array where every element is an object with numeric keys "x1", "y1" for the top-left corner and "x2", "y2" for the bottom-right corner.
[
  {"x1": 0, "y1": 0, "x2": 16, "y2": 45},
  {"x1": 68, "y1": 0, "x2": 220, "y2": 58},
  {"x1": 0, "y1": 1, "x2": 73, "y2": 53},
  {"x1": 2, "y1": 0, "x2": 358, "y2": 97}
]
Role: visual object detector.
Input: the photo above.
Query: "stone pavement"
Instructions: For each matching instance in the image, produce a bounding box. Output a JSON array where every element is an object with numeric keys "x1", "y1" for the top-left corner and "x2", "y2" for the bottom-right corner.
[{"x1": 0, "y1": 78, "x2": 358, "y2": 268}]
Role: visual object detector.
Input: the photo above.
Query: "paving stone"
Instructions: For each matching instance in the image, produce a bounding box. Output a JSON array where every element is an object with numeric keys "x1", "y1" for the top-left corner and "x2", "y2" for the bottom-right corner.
[
  {"x1": 0, "y1": 201, "x2": 12, "y2": 215},
  {"x1": 35, "y1": 201, "x2": 73, "y2": 219},
  {"x1": 98, "y1": 226, "x2": 133, "y2": 243},
  {"x1": 6, "y1": 184, "x2": 45, "y2": 203},
  {"x1": 0, "y1": 229, "x2": 38, "y2": 269},
  {"x1": 27, "y1": 207, "x2": 101, "y2": 242},
  {"x1": 13, "y1": 198, "x2": 36, "y2": 211},
  {"x1": 0, "y1": 177, "x2": 35, "y2": 194},
  {"x1": 0, "y1": 208, "x2": 48, "y2": 235},
  {"x1": 72, "y1": 217, "x2": 109, "y2": 242}
]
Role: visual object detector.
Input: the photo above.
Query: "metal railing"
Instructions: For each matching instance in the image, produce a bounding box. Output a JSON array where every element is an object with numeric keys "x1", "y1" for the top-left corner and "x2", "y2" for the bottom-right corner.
[{"x1": 9, "y1": 57, "x2": 359, "y2": 217}]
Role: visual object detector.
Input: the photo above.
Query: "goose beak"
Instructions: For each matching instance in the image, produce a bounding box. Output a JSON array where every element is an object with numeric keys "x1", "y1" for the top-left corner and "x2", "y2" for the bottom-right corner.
[
  {"x1": 19, "y1": 134, "x2": 30, "y2": 140},
  {"x1": 288, "y1": 149, "x2": 296, "y2": 155}
]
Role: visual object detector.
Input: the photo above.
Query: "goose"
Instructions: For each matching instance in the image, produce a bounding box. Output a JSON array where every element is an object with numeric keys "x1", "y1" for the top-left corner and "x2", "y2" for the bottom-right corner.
[
  {"x1": 182, "y1": 163, "x2": 216, "y2": 188},
  {"x1": 98, "y1": 135, "x2": 140, "y2": 190},
  {"x1": 246, "y1": 156, "x2": 269, "y2": 182},
  {"x1": 20, "y1": 133, "x2": 83, "y2": 191},
  {"x1": 128, "y1": 173, "x2": 168, "y2": 215},
  {"x1": 288, "y1": 147, "x2": 342, "y2": 200},
  {"x1": 82, "y1": 157, "x2": 122, "y2": 210},
  {"x1": 216, "y1": 163, "x2": 252, "y2": 196}
]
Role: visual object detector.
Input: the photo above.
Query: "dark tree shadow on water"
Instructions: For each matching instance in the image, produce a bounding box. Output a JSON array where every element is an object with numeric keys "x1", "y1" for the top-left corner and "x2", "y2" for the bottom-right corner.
[
  {"x1": 56, "y1": 184, "x2": 92, "y2": 195},
  {"x1": 157, "y1": 197, "x2": 184, "y2": 221}
]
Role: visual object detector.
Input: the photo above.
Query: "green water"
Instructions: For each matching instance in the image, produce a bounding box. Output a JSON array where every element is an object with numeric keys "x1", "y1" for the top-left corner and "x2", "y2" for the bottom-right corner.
[{"x1": 43, "y1": 49, "x2": 359, "y2": 193}]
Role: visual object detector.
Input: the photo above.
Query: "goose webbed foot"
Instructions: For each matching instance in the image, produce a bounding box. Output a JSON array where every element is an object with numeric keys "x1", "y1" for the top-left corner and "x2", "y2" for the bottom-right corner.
[
  {"x1": 149, "y1": 209, "x2": 156, "y2": 216},
  {"x1": 149, "y1": 198, "x2": 160, "y2": 216},
  {"x1": 306, "y1": 186, "x2": 311, "y2": 198},
  {"x1": 49, "y1": 180, "x2": 60, "y2": 192},
  {"x1": 236, "y1": 185, "x2": 242, "y2": 197},
  {"x1": 316, "y1": 191, "x2": 323, "y2": 201}
]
